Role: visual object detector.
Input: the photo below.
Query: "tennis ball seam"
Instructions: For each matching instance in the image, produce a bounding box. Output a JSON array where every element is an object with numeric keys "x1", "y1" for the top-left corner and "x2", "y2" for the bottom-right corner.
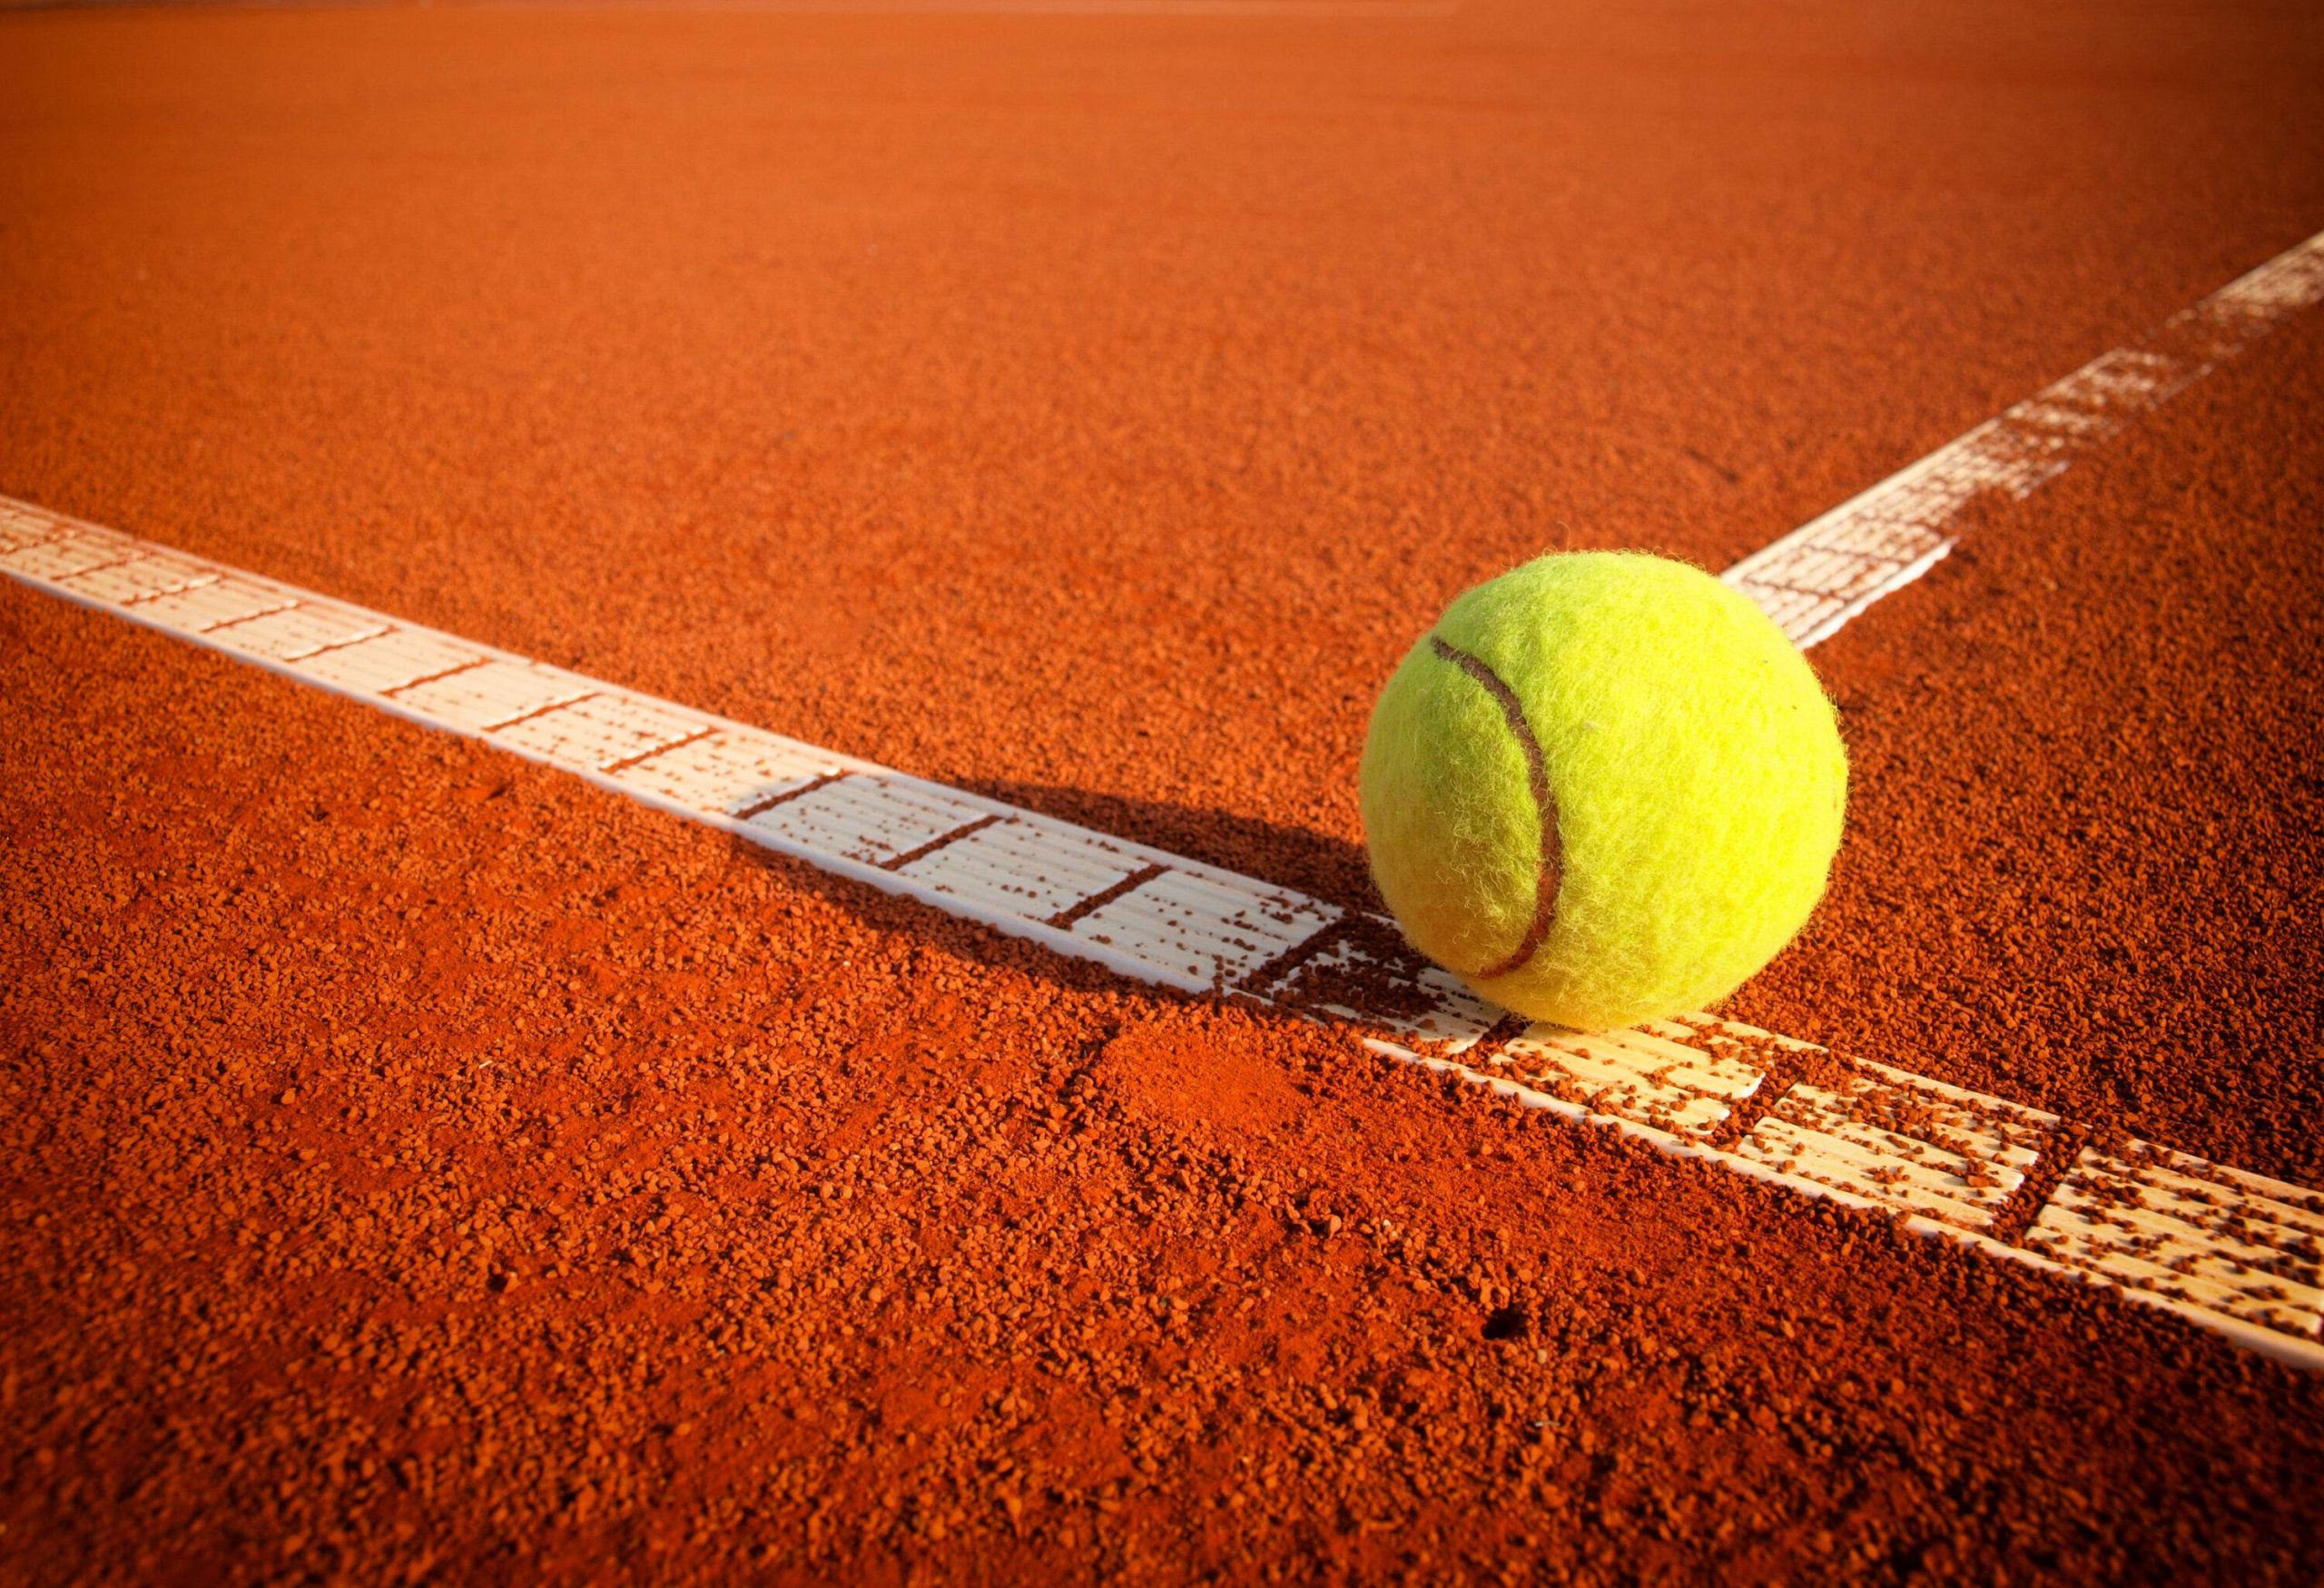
[{"x1": 1424, "y1": 635, "x2": 1563, "y2": 980}]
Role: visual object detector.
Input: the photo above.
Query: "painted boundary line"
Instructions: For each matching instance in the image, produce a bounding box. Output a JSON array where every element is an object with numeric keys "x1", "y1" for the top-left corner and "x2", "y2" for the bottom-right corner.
[
  {"x1": 1726, "y1": 229, "x2": 2324, "y2": 646},
  {"x1": 5, "y1": 489, "x2": 2320, "y2": 1369},
  {"x1": 6, "y1": 232, "x2": 2324, "y2": 1367}
]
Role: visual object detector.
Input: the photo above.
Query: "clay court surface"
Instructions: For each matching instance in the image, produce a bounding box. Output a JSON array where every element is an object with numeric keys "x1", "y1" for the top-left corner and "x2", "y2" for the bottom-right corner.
[{"x1": 5, "y1": 0, "x2": 2324, "y2": 1581}]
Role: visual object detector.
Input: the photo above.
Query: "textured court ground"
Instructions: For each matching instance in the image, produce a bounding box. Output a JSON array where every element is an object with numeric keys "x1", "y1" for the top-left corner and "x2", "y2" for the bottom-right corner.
[{"x1": 4, "y1": 1, "x2": 2323, "y2": 1582}]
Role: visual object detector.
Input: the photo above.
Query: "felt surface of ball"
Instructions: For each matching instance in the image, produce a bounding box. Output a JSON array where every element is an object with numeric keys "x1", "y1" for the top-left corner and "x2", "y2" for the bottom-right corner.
[{"x1": 1360, "y1": 550, "x2": 1847, "y2": 1031}]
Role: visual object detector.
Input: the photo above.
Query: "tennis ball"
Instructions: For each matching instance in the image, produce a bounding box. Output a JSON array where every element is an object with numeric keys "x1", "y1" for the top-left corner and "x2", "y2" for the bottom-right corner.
[{"x1": 1360, "y1": 550, "x2": 1846, "y2": 1031}]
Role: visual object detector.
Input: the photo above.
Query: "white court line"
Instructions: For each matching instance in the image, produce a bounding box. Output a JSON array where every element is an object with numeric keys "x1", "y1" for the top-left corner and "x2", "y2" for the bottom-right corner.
[
  {"x1": 1728, "y1": 230, "x2": 2324, "y2": 647},
  {"x1": 5, "y1": 483, "x2": 2320, "y2": 1369},
  {"x1": 6, "y1": 232, "x2": 2324, "y2": 1367}
]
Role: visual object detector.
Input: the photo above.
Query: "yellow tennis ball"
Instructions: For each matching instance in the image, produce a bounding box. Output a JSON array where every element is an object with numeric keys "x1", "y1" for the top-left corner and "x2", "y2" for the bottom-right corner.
[{"x1": 1360, "y1": 550, "x2": 1847, "y2": 1031}]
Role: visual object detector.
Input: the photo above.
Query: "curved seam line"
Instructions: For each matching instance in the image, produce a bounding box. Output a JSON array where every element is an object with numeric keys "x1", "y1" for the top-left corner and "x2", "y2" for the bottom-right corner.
[{"x1": 1427, "y1": 636, "x2": 1561, "y2": 981}]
